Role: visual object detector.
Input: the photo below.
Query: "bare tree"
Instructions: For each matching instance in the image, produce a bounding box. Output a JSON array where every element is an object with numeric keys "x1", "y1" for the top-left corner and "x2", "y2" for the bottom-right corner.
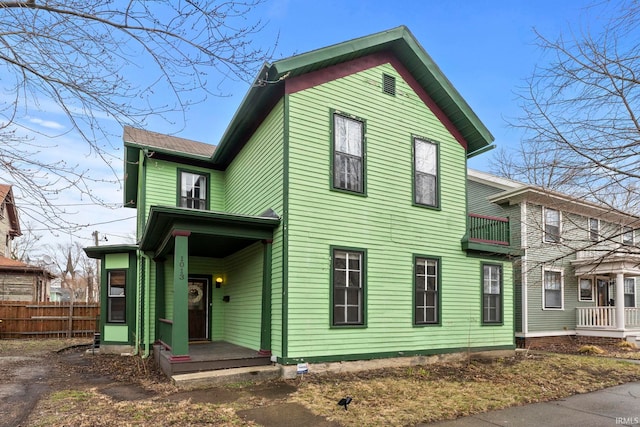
[
  {"x1": 0, "y1": 0, "x2": 274, "y2": 229},
  {"x1": 493, "y1": 0, "x2": 640, "y2": 214},
  {"x1": 9, "y1": 221, "x2": 42, "y2": 262},
  {"x1": 44, "y1": 240, "x2": 95, "y2": 301}
]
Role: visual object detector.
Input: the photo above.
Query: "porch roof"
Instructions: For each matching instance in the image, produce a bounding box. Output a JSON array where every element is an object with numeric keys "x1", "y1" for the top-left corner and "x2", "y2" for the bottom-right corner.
[
  {"x1": 139, "y1": 206, "x2": 280, "y2": 259},
  {"x1": 571, "y1": 253, "x2": 640, "y2": 277}
]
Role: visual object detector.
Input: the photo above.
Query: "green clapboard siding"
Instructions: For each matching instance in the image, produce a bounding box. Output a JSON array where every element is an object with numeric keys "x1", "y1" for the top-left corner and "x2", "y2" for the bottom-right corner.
[{"x1": 285, "y1": 63, "x2": 513, "y2": 359}]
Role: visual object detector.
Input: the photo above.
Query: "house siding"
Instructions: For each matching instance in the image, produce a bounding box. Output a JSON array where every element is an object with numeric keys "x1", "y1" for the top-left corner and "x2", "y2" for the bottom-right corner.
[{"x1": 284, "y1": 63, "x2": 513, "y2": 360}]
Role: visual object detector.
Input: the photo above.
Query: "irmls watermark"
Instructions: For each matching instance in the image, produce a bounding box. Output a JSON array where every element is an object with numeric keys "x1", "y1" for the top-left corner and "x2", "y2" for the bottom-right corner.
[{"x1": 616, "y1": 416, "x2": 640, "y2": 425}]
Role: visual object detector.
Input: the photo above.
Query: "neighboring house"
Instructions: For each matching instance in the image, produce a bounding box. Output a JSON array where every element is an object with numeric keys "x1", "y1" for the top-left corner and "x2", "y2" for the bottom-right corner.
[
  {"x1": 468, "y1": 169, "x2": 640, "y2": 347},
  {"x1": 85, "y1": 27, "x2": 520, "y2": 376},
  {"x1": 0, "y1": 184, "x2": 21, "y2": 257}
]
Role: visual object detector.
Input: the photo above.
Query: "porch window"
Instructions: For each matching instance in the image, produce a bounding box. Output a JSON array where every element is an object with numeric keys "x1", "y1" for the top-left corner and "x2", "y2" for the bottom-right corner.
[
  {"x1": 623, "y1": 226, "x2": 635, "y2": 245},
  {"x1": 544, "y1": 270, "x2": 563, "y2": 309},
  {"x1": 625, "y1": 278, "x2": 636, "y2": 308},
  {"x1": 332, "y1": 248, "x2": 365, "y2": 326},
  {"x1": 179, "y1": 171, "x2": 208, "y2": 210},
  {"x1": 332, "y1": 113, "x2": 364, "y2": 193},
  {"x1": 107, "y1": 270, "x2": 126, "y2": 323},
  {"x1": 589, "y1": 218, "x2": 600, "y2": 242},
  {"x1": 414, "y1": 138, "x2": 438, "y2": 207},
  {"x1": 482, "y1": 263, "x2": 503, "y2": 324},
  {"x1": 414, "y1": 257, "x2": 439, "y2": 325},
  {"x1": 579, "y1": 278, "x2": 594, "y2": 302},
  {"x1": 544, "y1": 208, "x2": 561, "y2": 243}
]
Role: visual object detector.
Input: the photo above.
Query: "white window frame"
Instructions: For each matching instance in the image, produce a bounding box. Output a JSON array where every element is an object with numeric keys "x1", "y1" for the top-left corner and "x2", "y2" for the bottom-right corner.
[
  {"x1": 543, "y1": 268, "x2": 564, "y2": 310},
  {"x1": 543, "y1": 208, "x2": 561, "y2": 243},
  {"x1": 414, "y1": 138, "x2": 438, "y2": 208},
  {"x1": 589, "y1": 218, "x2": 600, "y2": 242},
  {"x1": 578, "y1": 277, "x2": 594, "y2": 302},
  {"x1": 623, "y1": 226, "x2": 635, "y2": 245},
  {"x1": 179, "y1": 171, "x2": 208, "y2": 210},
  {"x1": 332, "y1": 113, "x2": 364, "y2": 193},
  {"x1": 624, "y1": 278, "x2": 636, "y2": 308}
]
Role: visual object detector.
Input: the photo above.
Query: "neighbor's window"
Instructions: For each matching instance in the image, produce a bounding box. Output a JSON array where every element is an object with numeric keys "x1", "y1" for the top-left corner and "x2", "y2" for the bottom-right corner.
[
  {"x1": 414, "y1": 138, "x2": 438, "y2": 207},
  {"x1": 483, "y1": 264, "x2": 502, "y2": 324},
  {"x1": 332, "y1": 248, "x2": 365, "y2": 326},
  {"x1": 579, "y1": 278, "x2": 594, "y2": 302},
  {"x1": 623, "y1": 226, "x2": 635, "y2": 245},
  {"x1": 544, "y1": 208, "x2": 561, "y2": 243},
  {"x1": 108, "y1": 270, "x2": 126, "y2": 323},
  {"x1": 589, "y1": 218, "x2": 600, "y2": 242},
  {"x1": 179, "y1": 171, "x2": 208, "y2": 210},
  {"x1": 544, "y1": 270, "x2": 563, "y2": 309},
  {"x1": 624, "y1": 278, "x2": 636, "y2": 308},
  {"x1": 415, "y1": 257, "x2": 439, "y2": 325},
  {"x1": 333, "y1": 113, "x2": 364, "y2": 193}
]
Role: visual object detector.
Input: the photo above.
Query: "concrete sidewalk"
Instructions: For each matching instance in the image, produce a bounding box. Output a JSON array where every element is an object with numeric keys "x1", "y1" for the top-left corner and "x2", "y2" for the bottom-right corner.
[{"x1": 422, "y1": 382, "x2": 640, "y2": 426}]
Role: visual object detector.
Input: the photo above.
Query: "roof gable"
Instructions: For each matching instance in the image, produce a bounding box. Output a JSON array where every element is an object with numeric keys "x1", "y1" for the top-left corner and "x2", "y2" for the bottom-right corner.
[{"x1": 0, "y1": 184, "x2": 21, "y2": 237}]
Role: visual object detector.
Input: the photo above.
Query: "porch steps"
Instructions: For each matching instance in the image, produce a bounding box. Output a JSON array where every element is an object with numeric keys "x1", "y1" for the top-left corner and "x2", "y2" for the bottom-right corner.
[{"x1": 172, "y1": 365, "x2": 281, "y2": 390}]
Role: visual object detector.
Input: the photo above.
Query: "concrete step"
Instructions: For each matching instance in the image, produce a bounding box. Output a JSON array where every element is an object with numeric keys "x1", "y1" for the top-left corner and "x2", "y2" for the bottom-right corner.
[{"x1": 172, "y1": 365, "x2": 281, "y2": 390}]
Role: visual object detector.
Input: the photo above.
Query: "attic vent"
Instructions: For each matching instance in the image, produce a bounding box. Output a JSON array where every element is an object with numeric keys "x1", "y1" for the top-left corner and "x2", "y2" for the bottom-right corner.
[{"x1": 382, "y1": 74, "x2": 396, "y2": 96}]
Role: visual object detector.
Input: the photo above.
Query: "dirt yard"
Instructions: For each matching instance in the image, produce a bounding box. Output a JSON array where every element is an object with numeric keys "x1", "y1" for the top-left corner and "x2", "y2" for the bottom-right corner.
[{"x1": 1, "y1": 339, "x2": 640, "y2": 426}]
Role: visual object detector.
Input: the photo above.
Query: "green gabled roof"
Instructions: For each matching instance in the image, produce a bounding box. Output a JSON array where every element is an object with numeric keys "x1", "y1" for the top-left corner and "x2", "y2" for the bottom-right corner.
[{"x1": 213, "y1": 25, "x2": 494, "y2": 165}]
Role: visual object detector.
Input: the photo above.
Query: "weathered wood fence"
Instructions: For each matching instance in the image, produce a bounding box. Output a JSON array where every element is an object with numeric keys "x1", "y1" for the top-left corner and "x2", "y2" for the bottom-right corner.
[{"x1": 0, "y1": 301, "x2": 99, "y2": 338}]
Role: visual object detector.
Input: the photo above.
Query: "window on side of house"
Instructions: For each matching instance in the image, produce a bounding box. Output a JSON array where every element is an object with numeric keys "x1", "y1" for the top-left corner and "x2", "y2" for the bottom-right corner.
[
  {"x1": 544, "y1": 208, "x2": 561, "y2": 243},
  {"x1": 414, "y1": 138, "x2": 438, "y2": 207},
  {"x1": 623, "y1": 226, "x2": 635, "y2": 245},
  {"x1": 482, "y1": 264, "x2": 502, "y2": 324},
  {"x1": 543, "y1": 270, "x2": 563, "y2": 309},
  {"x1": 624, "y1": 278, "x2": 636, "y2": 308},
  {"x1": 579, "y1": 278, "x2": 594, "y2": 301},
  {"x1": 107, "y1": 270, "x2": 126, "y2": 323},
  {"x1": 332, "y1": 248, "x2": 365, "y2": 326},
  {"x1": 589, "y1": 218, "x2": 600, "y2": 242},
  {"x1": 333, "y1": 113, "x2": 364, "y2": 193},
  {"x1": 179, "y1": 171, "x2": 208, "y2": 210},
  {"x1": 414, "y1": 257, "x2": 439, "y2": 325}
]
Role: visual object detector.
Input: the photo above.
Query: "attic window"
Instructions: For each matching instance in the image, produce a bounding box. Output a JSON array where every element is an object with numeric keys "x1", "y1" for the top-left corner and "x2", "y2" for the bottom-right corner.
[{"x1": 382, "y1": 74, "x2": 396, "y2": 96}]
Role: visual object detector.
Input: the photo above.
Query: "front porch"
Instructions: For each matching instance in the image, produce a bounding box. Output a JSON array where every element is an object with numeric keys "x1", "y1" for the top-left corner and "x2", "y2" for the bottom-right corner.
[
  {"x1": 576, "y1": 307, "x2": 640, "y2": 338},
  {"x1": 154, "y1": 341, "x2": 273, "y2": 377}
]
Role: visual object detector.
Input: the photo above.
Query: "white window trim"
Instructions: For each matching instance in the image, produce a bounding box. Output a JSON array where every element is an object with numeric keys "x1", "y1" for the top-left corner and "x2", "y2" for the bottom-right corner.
[
  {"x1": 542, "y1": 267, "x2": 564, "y2": 310},
  {"x1": 578, "y1": 277, "x2": 594, "y2": 302},
  {"x1": 624, "y1": 277, "x2": 636, "y2": 308},
  {"x1": 622, "y1": 225, "x2": 635, "y2": 245},
  {"x1": 589, "y1": 218, "x2": 600, "y2": 242},
  {"x1": 543, "y1": 207, "x2": 561, "y2": 243}
]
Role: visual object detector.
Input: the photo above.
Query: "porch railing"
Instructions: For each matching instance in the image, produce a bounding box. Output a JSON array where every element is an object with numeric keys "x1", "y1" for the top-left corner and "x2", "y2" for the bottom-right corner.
[
  {"x1": 468, "y1": 214, "x2": 510, "y2": 246},
  {"x1": 626, "y1": 308, "x2": 640, "y2": 328},
  {"x1": 576, "y1": 307, "x2": 617, "y2": 328}
]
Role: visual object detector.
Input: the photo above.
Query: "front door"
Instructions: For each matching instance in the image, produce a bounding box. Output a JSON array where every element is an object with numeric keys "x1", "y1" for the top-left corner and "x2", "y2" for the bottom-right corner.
[
  {"x1": 596, "y1": 277, "x2": 610, "y2": 306},
  {"x1": 188, "y1": 278, "x2": 210, "y2": 341}
]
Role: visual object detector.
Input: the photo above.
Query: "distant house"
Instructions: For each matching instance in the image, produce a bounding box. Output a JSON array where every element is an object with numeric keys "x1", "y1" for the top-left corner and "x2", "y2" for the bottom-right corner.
[
  {"x1": 85, "y1": 27, "x2": 521, "y2": 376},
  {"x1": 468, "y1": 169, "x2": 640, "y2": 347},
  {"x1": 0, "y1": 184, "x2": 20, "y2": 257}
]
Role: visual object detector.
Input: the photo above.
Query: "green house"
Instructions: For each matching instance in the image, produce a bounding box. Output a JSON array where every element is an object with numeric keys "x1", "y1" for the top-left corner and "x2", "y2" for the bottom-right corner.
[{"x1": 85, "y1": 26, "x2": 519, "y2": 377}]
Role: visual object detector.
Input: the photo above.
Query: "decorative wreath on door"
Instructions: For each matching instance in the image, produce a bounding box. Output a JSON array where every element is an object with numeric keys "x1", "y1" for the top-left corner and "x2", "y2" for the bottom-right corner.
[{"x1": 188, "y1": 284, "x2": 203, "y2": 304}]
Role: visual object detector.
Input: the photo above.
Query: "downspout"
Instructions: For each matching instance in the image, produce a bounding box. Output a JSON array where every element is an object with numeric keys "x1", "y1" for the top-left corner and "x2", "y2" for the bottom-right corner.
[{"x1": 135, "y1": 148, "x2": 148, "y2": 356}]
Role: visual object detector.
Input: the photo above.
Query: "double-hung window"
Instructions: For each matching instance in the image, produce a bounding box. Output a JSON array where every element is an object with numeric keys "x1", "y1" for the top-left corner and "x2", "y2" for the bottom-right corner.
[
  {"x1": 107, "y1": 270, "x2": 126, "y2": 323},
  {"x1": 623, "y1": 226, "x2": 635, "y2": 245},
  {"x1": 624, "y1": 278, "x2": 636, "y2": 307},
  {"x1": 414, "y1": 257, "x2": 439, "y2": 325},
  {"x1": 332, "y1": 248, "x2": 365, "y2": 326},
  {"x1": 482, "y1": 264, "x2": 502, "y2": 324},
  {"x1": 544, "y1": 208, "x2": 561, "y2": 243},
  {"x1": 179, "y1": 171, "x2": 208, "y2": 210},
  {"x1": 333, "y1": 113, "x2": 364, "y2": 193},
  {"x1": 544, "y1": 270, "x2": 563, "y2": 309},
  {"x1": 414, "y1": 138, "x2": 438, "y2": 207},
  {"x1": 589, "y1": 218, "x2": 600, "y2": 242}
]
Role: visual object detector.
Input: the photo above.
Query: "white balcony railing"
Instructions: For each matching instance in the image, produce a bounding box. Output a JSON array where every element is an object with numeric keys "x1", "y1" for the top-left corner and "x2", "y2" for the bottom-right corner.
[{"x1": 576, "y1": 306, "x2": 640, "y2": 329}]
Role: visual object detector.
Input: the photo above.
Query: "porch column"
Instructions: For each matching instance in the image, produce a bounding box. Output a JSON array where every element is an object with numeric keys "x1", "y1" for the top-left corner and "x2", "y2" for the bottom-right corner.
[
  {"x1": 171, "y1": 230, "x2": 191, "y2": 360},
  {"x1": 615, "y1": 273, "x2": 625, "y2": 330},
  {"x1": 259, "y1": 239, "x2": 273, "y2": 356}
]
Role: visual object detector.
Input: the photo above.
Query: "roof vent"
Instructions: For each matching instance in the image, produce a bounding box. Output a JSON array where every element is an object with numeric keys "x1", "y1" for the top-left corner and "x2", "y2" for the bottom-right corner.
[{"x1": 383, "y1": 74, "x2": 396, "y2": 96}]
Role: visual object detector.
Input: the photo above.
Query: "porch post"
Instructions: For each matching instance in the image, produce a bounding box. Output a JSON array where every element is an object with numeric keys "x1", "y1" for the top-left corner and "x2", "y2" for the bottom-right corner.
[
  {"x1": 171, "y1": 230, "x2": 191, "y2": 360},
  {"x1": 615, "y1": 273, "x2": 625, "y2": 330},
  {"x1": 259, "y1": 239, "x2": 273, "y2": 356}
]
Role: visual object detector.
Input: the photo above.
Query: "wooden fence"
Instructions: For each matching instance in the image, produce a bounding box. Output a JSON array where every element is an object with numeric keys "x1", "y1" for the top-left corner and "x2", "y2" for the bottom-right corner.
[{"x1": 0, "y1": 301, "x2": 99, "y2": 339}]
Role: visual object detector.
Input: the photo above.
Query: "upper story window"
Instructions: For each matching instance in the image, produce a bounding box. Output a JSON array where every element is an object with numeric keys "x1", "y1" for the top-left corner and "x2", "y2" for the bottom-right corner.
[
  {"x1": 414, "y1": 138, "x2": 438, "y2": 208},
  {"x1": 332, "y1": 113, "x2": 364, "y2": 194},
  {"x1": 107, "y1": 270, "x2": 126, "y2": 323},
  {"x1": 544, "y1": 208, "x2": 561, "y2": 243},
  {"x1": 179, "y1": 171, "x2": 208, "y2": 210},
  {"x1": 589, "y1": 218, "x2": 600, "y2": 242},
  {"x1": 623, "y1": 226, "x2": 635, "y2": 245}
]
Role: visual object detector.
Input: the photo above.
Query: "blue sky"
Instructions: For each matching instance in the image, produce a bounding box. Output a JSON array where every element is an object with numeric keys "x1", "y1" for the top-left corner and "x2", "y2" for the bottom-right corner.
[{"x1": 7, "y1": 0, "x2": 609, "y2": 249}]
